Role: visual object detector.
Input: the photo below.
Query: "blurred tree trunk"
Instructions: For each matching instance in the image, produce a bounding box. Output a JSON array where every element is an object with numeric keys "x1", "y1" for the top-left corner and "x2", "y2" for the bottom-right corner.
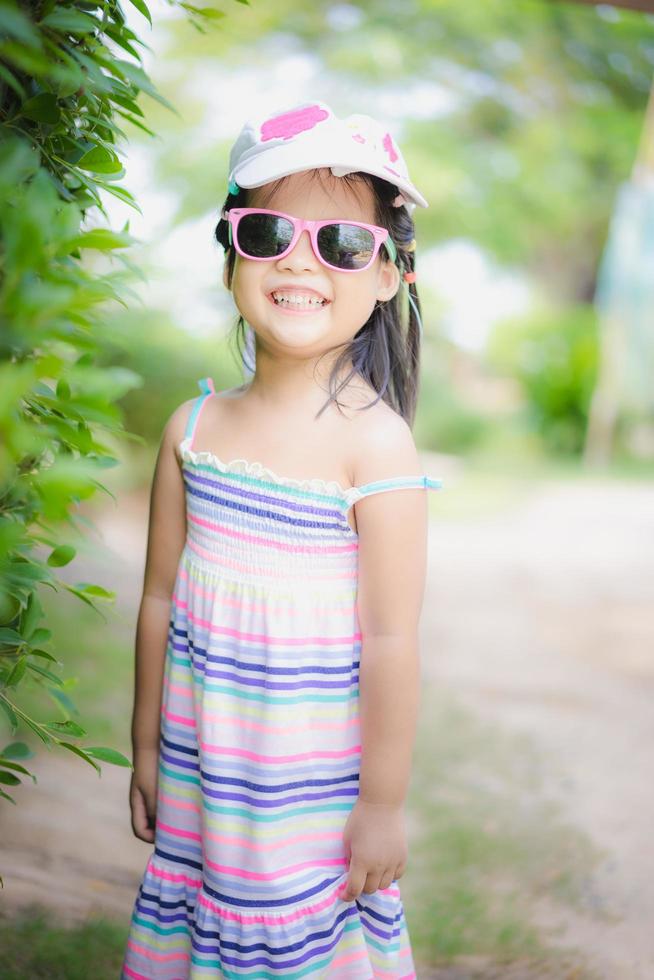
[{"x1": 583, "y1": 76, "x2": 654, "y2": 466}]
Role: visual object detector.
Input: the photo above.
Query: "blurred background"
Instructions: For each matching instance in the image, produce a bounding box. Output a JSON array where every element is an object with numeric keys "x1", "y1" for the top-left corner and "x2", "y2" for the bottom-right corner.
[{"x1": 2, "y1": 1, "x2": 653, "y2": 978}]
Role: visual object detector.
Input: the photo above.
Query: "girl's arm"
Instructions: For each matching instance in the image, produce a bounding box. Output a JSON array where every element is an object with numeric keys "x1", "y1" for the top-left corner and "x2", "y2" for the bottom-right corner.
[
  {"x1": 131, "y1": 402, "x2": 191, "y2": 753},
  {"x1": 341, "y1": 412, "x2": 428, "y2": 899},
  {"x1": 129, "y1": 401, "x2": 193, "y2": 842},
  {"x1": 353, "y1": 411, "x2": 428, "y2": 806}
]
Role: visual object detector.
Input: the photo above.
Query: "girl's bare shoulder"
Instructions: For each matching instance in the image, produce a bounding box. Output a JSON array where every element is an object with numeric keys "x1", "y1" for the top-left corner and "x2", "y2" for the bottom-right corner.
[
  {"x1": 165, "y1": 397, "x2": 201, "y2": 465},
  {"x1": 343, "y1": 383, "x2": 419, "y2": 487},
  {"x1": 341, "y1": 376, "x2": 411, "y2": 433},
  {"x1": 166, "y1": 385, "x2": 249, "y2": 465}
]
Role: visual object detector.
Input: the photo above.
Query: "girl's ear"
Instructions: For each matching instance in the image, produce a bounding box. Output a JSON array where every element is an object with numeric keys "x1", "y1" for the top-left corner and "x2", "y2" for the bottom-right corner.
[
  {"x1": 376, "y1": 259, "x2": 400, "y2": 303},
  {"x1": 222, "y1": 251, "x2": 231, "y2": 290}
]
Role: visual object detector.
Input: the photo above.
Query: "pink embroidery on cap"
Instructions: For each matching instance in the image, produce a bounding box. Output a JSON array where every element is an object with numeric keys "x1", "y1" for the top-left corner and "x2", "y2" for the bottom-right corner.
[
  {"x1": 383, "y1": 133, "x2": 398, "y2": 163},
  {"x1": 352, "y1": 134, "x2": 366, "y2": 144},
  {"x1": 383, "y1": 165, "x2": 402, "y2": 178},
  {"x1": 260, "y1": 105, "x2": 329, "y2": 142}
]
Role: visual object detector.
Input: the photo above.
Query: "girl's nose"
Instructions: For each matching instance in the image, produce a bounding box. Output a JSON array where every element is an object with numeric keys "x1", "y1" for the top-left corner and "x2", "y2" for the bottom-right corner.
[{"x1": 278, "y1": 230, "x2": 320, "y2": 272}]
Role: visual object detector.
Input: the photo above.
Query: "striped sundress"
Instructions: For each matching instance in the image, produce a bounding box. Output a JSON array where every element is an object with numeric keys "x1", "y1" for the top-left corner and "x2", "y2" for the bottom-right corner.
[{"x1": 122, "y1": 376, "x2": 443, "y2": 980}]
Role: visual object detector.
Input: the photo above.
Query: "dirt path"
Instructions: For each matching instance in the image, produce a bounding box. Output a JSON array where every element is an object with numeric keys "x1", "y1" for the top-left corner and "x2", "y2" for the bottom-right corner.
[
  {"x1": 1, "y1": 462, "x2": 652, "y2": 979},
  {"x1": 419, "y1": 471, "x2": 654, "y2": 980}
]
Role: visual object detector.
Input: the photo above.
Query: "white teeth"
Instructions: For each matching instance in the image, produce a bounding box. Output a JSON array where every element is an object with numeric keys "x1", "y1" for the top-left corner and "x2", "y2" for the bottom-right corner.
[{"x1": 272, "y1": 292, "x2": 326, "y2": 308}]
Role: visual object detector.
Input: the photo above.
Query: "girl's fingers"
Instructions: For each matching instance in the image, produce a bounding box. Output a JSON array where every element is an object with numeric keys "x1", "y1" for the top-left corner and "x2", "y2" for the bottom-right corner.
[
  {"x1": 143, "y1": 787, "x2": 156, "y2": 828},
  {"x1": 363, "y1": 872, "x2": 383, "y2": 895},
  {"x1": 131, "y1": 790, "x2": 146, "y2": 836},
  {"x1": 342, "y1": 861, "x2": 366, "y2": 901},
  {"x1": 131, "y1": 785, "x2": 156, "y2": 842},
  {"x1": 343, "y1": 859, "x2": 405, "y2": 899}
]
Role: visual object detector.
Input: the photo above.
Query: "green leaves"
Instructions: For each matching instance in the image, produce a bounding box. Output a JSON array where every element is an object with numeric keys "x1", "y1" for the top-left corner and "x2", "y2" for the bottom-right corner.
[
  {"x1": 0, "y1": 629, "x2": 22, "y2": 647},
  {"x1": 6, "y1": 657, "x2": 28, "y2": 688},
  {"x1": 19, "y1": 92, "x2": 61, "y2": 123},
  {"x1": 84, "y1": 745, "x2": 132, "y2": 767},
  {"x1": 76, "y1": 145, "x2": 124, "y2": 175},
  {"x1": 2, "y1": 742, "x2": 33, "y2": 759},
  {"x1": 46, "y1": 545, "x2": 77, "y2": 567},
  {"x1": 0, "y1": 4, "x2": 41, "y2": 48},
  {"x1": 126, "y1": 0, "x2": 153, "y2": 27},
  {"x1": 66, "y1": 583, "x2": 116, "y2": 602},
  {"x1": 0, "y1": 0, "x2": 180, "y2": 818},
  {"x1": 179, "y1": 4, "x2": 226, "y2": 20},
  {"x1": 0, "y1": 0, "x2": 235, "y2": 878},
  {"x1": 40, "y1": 7, "x2": 99, "y2": 36},
  {"x1": 57, "y1": 741, "x2": 130, "y2": 774},
  {"x1": 59, "y1": 227, "x2": 137, "y2": 254}
]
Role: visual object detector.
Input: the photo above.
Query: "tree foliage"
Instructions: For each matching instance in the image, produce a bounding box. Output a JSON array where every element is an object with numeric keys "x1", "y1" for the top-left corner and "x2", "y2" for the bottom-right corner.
[
  {"x1": 152, "y1": 0, "x2": 653, "y2": 299},
  {"x1": 0, "y1": 0, "x2": 244, "y2": 883},
  {"x1": 487, "y1": 304, "x2": 599, "y2": 455}
]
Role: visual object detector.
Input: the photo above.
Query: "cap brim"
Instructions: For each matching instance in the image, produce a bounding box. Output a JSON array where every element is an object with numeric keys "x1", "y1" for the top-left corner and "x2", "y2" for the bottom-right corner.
[{"x1": 232, "y1": 142, "x2": 429, "y2": 209}]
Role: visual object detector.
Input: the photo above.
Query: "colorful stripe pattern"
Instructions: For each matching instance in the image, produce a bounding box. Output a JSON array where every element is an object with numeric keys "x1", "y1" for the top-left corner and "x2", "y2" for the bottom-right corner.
[{"x1": 122, "y1": 378, "x2": 442, "y2": 979}]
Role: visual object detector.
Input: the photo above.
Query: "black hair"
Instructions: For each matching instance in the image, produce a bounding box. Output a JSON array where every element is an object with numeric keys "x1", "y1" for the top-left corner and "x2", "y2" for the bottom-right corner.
[{"x1": 213, "y1": 168, "x2": 423, "y2": 426}]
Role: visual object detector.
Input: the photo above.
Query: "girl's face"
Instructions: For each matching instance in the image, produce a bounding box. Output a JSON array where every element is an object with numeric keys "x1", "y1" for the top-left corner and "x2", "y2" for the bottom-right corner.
[{"x1": 223, "y1": 169, "x2": 400, "y2": 361}]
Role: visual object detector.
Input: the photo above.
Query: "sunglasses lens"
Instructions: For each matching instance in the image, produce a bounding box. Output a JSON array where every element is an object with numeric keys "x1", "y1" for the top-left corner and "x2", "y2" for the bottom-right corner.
[
  {"x1": 317, "y1": 223, "x2": 376, "y2": 270},
  {"x1": 237, "y1": 213, "x2": 294, "y2": 258},
  {"x1": 233, "y1": 212, "x2": 379, "y2": 270}
]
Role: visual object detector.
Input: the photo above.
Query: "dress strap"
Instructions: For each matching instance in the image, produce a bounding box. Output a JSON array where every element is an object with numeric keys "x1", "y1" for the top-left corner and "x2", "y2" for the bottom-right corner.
[
  {"x1": 183, "y1": 377, "x2": 216, "y2": 448},
  {"x1": 344, "y1": 473, "x2": 443, "y2": 509},
  {"x1": 198, "y1": 377, "x2": 216, "y2": 396}
]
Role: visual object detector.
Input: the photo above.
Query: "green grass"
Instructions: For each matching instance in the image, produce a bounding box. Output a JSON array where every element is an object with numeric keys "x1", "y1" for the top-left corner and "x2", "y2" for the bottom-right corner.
[
  {"x1": 404, "y1": 685, "x2": 606, "y2": 976},
  {"x1": 0, "y1": 906, "x2": 128, "y2": 980}
]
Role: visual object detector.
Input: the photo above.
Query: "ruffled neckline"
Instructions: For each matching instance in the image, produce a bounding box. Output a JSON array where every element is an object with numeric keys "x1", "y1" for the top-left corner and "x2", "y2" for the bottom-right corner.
[{"x1": 178, "y1": 437, "x2": 356, "y2": 501}]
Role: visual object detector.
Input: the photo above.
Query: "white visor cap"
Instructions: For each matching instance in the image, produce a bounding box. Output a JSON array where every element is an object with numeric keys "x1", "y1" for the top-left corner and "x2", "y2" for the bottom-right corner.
[{"x1": 227, "y1": 101, "x2": 428, "y2": 210}]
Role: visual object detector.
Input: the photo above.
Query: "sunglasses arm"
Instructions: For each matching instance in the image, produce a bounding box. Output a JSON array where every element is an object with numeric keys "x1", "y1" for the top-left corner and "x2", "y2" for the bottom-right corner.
[
  {"x1": 383, "y1": 234, "x2": 397, "y2": 263},
  {"x1": 221, "y1": 209, "x2": 234, "y2": 247}
]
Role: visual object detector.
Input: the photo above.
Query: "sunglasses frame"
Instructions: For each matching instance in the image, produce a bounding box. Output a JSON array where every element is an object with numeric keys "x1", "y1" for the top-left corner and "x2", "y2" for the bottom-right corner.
[{"x1": 222, "y1": 207, "x2": 397, "y2": 272}]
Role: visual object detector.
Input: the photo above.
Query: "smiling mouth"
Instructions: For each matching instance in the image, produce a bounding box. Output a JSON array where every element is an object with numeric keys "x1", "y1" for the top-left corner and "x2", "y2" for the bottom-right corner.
[{"x1": 269, "y1": 291, "x2": 329, "y2": 310}]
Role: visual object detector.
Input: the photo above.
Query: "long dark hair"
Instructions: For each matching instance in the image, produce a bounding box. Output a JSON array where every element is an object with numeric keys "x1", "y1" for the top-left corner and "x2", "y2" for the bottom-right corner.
[{"x1": 213, "y1": 170, "x2": 423, "y2": 427}]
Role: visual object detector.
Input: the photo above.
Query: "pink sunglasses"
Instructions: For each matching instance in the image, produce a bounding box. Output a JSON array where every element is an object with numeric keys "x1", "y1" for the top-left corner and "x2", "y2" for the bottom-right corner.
[{"x1": 222, "y1": 207, "x2": 397, "y2": 273}]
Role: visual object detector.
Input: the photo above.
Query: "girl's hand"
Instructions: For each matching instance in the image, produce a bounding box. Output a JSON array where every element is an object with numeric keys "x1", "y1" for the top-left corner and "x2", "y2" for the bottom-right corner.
[
  {"x1": 341, "y1": 799, "x2": 408, "y2": 902},
  {"x1": 129, "y1": 746, "x2": 159, "y2": 843}
]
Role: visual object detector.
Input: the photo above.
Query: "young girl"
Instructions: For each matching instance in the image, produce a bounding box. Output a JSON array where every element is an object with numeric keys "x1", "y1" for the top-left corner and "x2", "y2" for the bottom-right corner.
[{"x1": 122, "y1": 100, "x2": 442, "y2": 980}]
